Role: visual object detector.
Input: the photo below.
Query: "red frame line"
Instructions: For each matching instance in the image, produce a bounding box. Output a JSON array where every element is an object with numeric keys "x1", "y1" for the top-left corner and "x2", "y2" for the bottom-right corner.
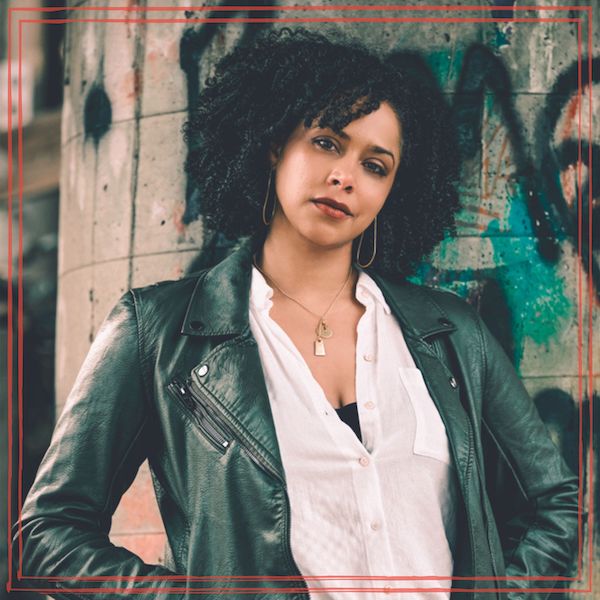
[
  {"x1": 576, "y1": 13, "x2": 583, "y2": 582},
  {"x1": 4, "y1": 578, "x2": 591, "y2": 595},
  {"x1": 6, "y1": 4, "x2": 593, "y2": 593},
  {"x1": 5, "y1": 4, "x2": 594, "y2": 596},
  {"x1": 12, "y1": 574, "x2": 580, "y2": 581},
  {"x1": 7, "y1": 585, "x2": 598, "y2": 595},
  {"x1": 586, "y1": 5, "x2": 593, "y2": 583},
  {"x1": 6, "y1": 4, "x2": 595, "y2": 11},
  {"x1": 5, "y1": 4, "x2": 15, "y2": 597},
  {"x1": 17, "y1": 17, "x2": 583, "y2": 24},
  {"x1": 17, "y1": 13, "x2": 24, "y2": 596}
]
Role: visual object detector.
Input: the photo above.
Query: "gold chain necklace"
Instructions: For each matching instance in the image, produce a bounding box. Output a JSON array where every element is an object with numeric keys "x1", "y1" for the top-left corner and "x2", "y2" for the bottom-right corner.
[{"x1": 252, "y1": 255, "x2": 353, "y2": 357}]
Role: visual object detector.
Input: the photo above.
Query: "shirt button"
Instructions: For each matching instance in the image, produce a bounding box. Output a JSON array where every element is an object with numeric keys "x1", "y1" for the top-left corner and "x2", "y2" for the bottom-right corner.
[
  {"x1": 384, "y1": 585, "x2": 392, "y2": 594},
  {"x1": 197, "y1": 365, "x2": 209, "y2": 377},
  {"x1": 359, "y1": 456, "x2": 370, "y2": 467},
  {"x1": 370, "y1": 520, "x2": 381, "y2": 531},
  {"x1": 363, "y1": 353, "x2": 374, "y2": 362},
  {"x1": 364, "y1": 401, "x2": 376, "y2": 410}
]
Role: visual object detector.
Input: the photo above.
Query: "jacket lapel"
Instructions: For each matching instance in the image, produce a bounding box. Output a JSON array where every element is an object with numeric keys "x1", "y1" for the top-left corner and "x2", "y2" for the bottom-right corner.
[
  {"x1": 190, "y1": 330, "x2": 286, "y2": 483},
  {"x1": 181, "y1": 237, "x2": 286, "y2": 484}
]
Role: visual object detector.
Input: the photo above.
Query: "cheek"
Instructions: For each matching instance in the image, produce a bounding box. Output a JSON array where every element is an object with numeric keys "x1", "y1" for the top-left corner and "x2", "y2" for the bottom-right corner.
[
  {"x1": 276, "y1": 155, "x2": 315, "y2": 195},
  {"x1": 379, "y1": 174, "x2": 397, "y2": 204},
  {"x1": 364, "y1": 177, "x2": 394, "y2": 209}
]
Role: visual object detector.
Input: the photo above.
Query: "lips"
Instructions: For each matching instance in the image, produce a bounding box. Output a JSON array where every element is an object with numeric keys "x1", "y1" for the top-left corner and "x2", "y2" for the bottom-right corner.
[{"x1": 312, "y1": 197, "x2": 353, "y2": 217}]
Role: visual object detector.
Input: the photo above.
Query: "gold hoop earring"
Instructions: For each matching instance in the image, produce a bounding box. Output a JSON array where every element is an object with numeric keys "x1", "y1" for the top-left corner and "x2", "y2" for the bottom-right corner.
[
  {"x1": 262, "y1": 169, "x2": 276, "y2": 226},
  {"x1": 356, "y1": 216, "x2": 377, "y2": 268}
]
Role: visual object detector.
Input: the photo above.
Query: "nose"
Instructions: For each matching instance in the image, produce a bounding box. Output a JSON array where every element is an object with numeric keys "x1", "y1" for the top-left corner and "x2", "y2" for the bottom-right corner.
[{"x1": 327, "y1": 169, "x2": 354, "y2": 192}]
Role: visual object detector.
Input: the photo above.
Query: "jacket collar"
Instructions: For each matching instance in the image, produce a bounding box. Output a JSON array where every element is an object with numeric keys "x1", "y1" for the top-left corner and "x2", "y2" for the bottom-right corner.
[
  {"x1": 181, "y1": 236, "x2": 457, "y2": 339},
  {"x1": 367, "y1": 271, "x2": 457, "y2": 341},
  {"x1": 181, "y1": 237, "x2": 257, "y2": 337}
]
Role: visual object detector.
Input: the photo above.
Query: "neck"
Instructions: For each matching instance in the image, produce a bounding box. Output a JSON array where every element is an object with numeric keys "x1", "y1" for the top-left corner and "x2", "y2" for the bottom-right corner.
[{"x1": 256, "y1": 228, "x2": 357, "y2": 304}]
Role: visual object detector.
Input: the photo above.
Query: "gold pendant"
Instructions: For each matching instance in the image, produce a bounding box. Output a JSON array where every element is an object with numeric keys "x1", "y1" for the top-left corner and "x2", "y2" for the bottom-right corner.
[
  {"x1": 314, "y1": 337, "x2": 326, "y2": 356},
  {"x1": 316, "y1": 319, "x2": 333, "y2": 339}
]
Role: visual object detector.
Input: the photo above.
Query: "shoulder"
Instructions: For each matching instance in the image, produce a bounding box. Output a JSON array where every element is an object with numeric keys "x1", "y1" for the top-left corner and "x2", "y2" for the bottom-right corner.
[
  {"x1": 130, "y1": 272, "x2": 204, "y2": 307},
  {"x1": 417, "y1": 284, "x2": 480, "y2": 321},
  {"x1": 114, "y1": 271, "x2": 208, "y2": 336},
  {"x1": 370, "y1": 272, "x2": 482, "y2": 333}
]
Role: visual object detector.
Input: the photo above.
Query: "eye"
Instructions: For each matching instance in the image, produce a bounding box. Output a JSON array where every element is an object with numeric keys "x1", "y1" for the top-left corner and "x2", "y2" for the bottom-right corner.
[
  {"x1": 313, "y1": 137, "x2": 338, "y2": 152},
  {"x1": 363, "y1": 161, "x2": 387, "y2": 177}
]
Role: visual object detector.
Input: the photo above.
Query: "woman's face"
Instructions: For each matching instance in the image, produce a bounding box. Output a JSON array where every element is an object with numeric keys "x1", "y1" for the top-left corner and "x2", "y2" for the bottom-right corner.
[{"x1": 269, "y1": 101, "x2": 402, "y2": 250}]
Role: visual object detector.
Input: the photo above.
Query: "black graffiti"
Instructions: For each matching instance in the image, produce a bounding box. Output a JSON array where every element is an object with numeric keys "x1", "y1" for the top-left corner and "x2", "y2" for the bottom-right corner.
[
  {"x1": 539, "y1": 57, "x2": 599, "y2": 292},
  {"x1": 452, "y1": 48, "x2": 598, "y2": 299},
  {"x1": 491, "y1": 0, "x2": 516, "y2": 21},
  {"x1": 83, "y1": 82, "x2": 112, "y2": 146},
  {"x1": 454, "y1": 44, "x2": 560, "y2": 261}
]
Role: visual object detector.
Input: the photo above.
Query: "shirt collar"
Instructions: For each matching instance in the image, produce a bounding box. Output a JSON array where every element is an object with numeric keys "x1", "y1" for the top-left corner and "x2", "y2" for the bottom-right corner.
[
  {"x1": 355, "y1": 270, "x2": 392, "y2": 315},
  {"x1": 250, "y1": 266, "x2": 274, "y2": 313}
]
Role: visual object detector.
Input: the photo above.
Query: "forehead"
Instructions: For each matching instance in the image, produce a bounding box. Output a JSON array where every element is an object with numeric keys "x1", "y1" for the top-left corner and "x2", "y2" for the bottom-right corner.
[{"x1": 340, "y1": 102, "x2": 402, "y2": 147}]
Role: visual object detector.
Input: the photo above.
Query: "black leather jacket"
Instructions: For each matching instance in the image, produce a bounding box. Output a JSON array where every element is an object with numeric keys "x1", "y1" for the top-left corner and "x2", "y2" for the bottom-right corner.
[{"x1": 13, "y1": 237, "x2": 578, "y2": 600}]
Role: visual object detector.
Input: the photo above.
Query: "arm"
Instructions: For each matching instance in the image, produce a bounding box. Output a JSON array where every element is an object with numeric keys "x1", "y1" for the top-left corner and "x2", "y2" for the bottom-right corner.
[
  {"x1": 477, "y1": 315, "x2": 579, "y2": 599},
  {"x1": 11, "y1": 292, "x2": 184, "y2": 600}
]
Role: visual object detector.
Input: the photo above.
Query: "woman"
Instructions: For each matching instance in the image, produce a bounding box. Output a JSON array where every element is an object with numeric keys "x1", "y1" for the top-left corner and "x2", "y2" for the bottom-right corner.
[{"x1": 15, "y1": 28, "x2": 577, "y2": 600}]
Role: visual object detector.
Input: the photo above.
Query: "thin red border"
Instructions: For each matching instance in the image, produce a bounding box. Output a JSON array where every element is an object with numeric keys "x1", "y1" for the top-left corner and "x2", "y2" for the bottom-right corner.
[
  {"x1": 576, "y1": 13, "x2": 583, "y2": 581},
  {"x1": 5, "y1": 4, "x2": 594, "y2": 596},
  {"x1": 586, "y1": 8, "x2": 595, "y2": 598},
  {"x1": 15, "y1": 17, "x2": 585, "y2": 24},
  {"x1": 3, "y1": 4, "x2": 595, "y2": 10}
]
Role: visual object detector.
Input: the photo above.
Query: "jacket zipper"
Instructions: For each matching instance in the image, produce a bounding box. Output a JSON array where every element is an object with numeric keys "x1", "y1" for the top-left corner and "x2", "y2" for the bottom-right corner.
[
  {"x1": 168, "y1": 377, "x2": 232, "y2": 453},
  {"x1": 186, "y1": 376, "x2": 290, "y2": 491}
]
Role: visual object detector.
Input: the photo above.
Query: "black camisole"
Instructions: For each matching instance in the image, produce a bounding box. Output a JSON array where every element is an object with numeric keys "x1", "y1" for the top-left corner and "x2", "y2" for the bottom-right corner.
[{"x1": 334, "y1": 402, "x2": 362, "y2": 442}]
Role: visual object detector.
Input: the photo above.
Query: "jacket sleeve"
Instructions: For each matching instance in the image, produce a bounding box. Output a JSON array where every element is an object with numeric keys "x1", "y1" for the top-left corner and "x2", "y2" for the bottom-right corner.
[
  {"x1": 12, "y1": 291, "x2": 185, "y2": 600},
  {"x1": 476, "y1": 313, "x2": 579, "y2": 600}
]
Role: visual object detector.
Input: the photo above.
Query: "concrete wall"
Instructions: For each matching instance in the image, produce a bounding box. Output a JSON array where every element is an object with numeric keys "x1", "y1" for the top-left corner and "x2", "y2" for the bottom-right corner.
[{"x1": 56, "y1": 0, "x2": 598, "y2": 594}]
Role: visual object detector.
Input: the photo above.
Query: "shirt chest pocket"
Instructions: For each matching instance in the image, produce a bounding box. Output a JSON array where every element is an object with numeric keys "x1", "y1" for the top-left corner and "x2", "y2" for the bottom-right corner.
[{"x1": 397, "y1": 367, "x2": 452, "y2": 466}]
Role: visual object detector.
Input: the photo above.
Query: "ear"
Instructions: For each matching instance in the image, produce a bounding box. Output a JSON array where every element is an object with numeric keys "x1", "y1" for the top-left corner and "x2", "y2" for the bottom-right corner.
[{"x1": 269, "y1": 142, "x2": 282, "y2": 167}]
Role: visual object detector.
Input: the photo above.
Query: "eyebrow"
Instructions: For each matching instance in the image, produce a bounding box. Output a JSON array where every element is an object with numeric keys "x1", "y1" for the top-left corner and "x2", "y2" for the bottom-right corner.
[{"x1": 333, "y1": 129, "x2": 397, "y2": 165}]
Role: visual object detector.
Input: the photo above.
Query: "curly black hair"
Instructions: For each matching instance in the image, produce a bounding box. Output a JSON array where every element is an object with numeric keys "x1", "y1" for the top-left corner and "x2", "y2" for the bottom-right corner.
[{"x1": 183, "y1": 27, "x2": 460, "y2": 279}]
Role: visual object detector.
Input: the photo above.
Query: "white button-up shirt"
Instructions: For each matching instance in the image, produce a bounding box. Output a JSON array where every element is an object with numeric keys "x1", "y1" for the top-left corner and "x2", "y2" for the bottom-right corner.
[{"x1": 248, "y1": 266, "x2": 458, "y2": 600}]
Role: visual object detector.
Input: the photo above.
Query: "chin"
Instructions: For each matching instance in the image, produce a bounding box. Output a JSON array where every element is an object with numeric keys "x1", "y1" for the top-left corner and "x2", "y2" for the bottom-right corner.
[{"x1": 299, "y1": 226, "x2": 354, "y2": 251}]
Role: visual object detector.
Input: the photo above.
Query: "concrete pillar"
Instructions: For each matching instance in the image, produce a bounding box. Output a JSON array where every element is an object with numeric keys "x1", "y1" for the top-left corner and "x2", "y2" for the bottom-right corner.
[
  {"x1": 58, "y1": 3, "x2": 202, "y2": 564},
  {"x1": 57, "y1": 0, "x2": 598, "y2": 591}
]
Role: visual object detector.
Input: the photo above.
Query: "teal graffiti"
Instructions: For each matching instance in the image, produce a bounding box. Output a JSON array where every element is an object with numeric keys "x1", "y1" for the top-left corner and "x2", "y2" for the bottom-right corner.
[
  {"x1": 411, "y1": 180, "x2": 574, "y2": 370},
  {"x1": 493, "y1": 26, "x2": 512, "y2": 50},
  {"x1": 425, "y1": 48, "x2": 465, "y2": 86},
  {"x1": 487, "y1": 182, "x2": 574, "y2": 357}
]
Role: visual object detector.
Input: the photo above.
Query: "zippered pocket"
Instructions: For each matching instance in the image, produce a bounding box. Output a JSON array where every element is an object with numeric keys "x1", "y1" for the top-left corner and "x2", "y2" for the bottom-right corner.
[
  {"x1": 168, "y1": 376, "x2": 233, "y2": 454},
  {"x1": 169, "y1": 374, "x2": 285, "y2": 487}
]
